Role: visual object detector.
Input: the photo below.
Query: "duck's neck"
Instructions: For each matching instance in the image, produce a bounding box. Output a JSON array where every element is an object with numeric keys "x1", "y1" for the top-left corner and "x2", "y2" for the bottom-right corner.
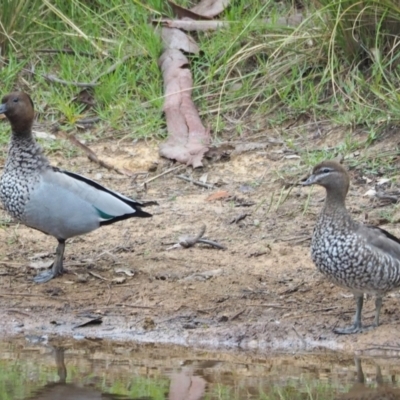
[
  {"x1": 7, "y1": 131, "x2": 49, "y2": 170},
  {"x1": 322, "y1": 187, "x2": 349, "y2": 217}
]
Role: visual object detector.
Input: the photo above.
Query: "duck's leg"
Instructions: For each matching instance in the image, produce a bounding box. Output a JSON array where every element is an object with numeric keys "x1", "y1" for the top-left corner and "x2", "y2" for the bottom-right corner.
[
  {"x1": 33, "y1": 239, "x2": 66, "y2": 283},
  {"x1": 334, "y1": 294, "x2": 364, "y2": 334},
  {"x1": 374, "y1": 296, "x2": 383, "y2": 327}
]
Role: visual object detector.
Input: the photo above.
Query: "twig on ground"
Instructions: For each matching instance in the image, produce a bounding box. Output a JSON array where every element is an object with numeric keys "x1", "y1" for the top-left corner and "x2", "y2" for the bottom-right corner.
[
  {"x1": 292, "y1": 326, "x2": 307, "y2": 347},
  {"x1": 167, "y1": 225, "x2": 226, "y2": 250},
  {"x1": 141, "y1": 165, "x2": 185, "y2": 187},
  {"x1": 37, "y1": 48, "x2": 94, "y2": 57},
  {"x1": 91, "y1": 55, "x2": 132, "y2": 84},
  {"x1": 279, "y1": 281, "x2": 305, "y2": 295},
  {"x1": 106, "y1": 284, "x2": 112, "y2": 306},
  {"x1": 0, "y1": 293, "x2": 64, "y2": 301},
  {"x1": 76, "y1": 116, "x2": 101, "y2": 125},
  {"x1": 229, "y1": 213, "x2": 249, "y2": 224},
  {"x1": 115, "y1": 304, "x2": 156, "y2": 309},
  {"x1": 42, "y1": 74, "x2": 97, "y2": 87},
  {"x1": 246, "y1": 303, "x2": 291, "y2": 309},
  {"x1": 230, "y1": 309, "x2": 246, "y2": 321},
  {"x1": 61, "y1": 132, "x2": 136, "y2": 176},
  {"x1": 176, "y1": 174, "x2": 215, "y2": 189},
  {"x1": 0, "y1": 261, "x2": 25, "y2": 266},
  {"x1": 40, "y1": 55, "x2": 134, "y2": 88},
  {"x1": 88, "y1": 271, "x2": 109, "y2": 281},
  {"x1": 180, "y1": 224, "x2": 206, "y2": 247},
  {"x1": 154, "y1": 19, "x2": 228, "y2": 31},
  {"x1": 280, "y1": 235, "x2": 311, "y2": 243}
]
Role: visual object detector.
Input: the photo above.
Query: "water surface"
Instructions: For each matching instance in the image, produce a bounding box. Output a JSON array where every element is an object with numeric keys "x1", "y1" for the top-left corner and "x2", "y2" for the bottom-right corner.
[{"x1": 1, "y1": 337, "x2": 400, "y2": 399}]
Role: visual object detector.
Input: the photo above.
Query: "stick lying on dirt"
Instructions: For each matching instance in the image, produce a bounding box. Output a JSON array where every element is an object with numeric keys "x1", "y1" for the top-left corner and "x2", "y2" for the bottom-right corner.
[
  {"x1": 176, "y1": 174, "x2": 215, "y2": 189},
  {"x1": 167, "y1": 225, "x2": 226, "y2": 250},
  {"x1": 59, "y1": 132, "x2": 137, "y2": 177}
]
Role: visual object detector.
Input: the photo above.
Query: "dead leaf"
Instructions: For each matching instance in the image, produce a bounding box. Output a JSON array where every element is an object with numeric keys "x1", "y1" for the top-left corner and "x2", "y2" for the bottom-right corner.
[
  {"x1": 167, "y1": 0, "x2": 212, "y2": 20},
  {"x1": 161, "y1": 27, "x2": 199, "y2": 54},
  {"x1": 190, "y1": 0, "x2": 231, "y2": 18},
  {"x1": 158, "y1": 48, "x2": 210, "y2": 168},
  {"x1": 206, "y1": 190, "x2": 230, "y2": 201}
]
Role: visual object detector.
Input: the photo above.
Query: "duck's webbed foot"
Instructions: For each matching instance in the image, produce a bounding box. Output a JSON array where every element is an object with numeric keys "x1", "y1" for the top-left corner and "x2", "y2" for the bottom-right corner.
[
  {"x1": 333, "y1": 323, "x2": 374, "y2": 335},
  {"x1": 334, "y1": 294, "x2": 382, "y2": 334},
  {"x1": 33, "y1": 240, "x2": 66, "y2": 284},
  {"x1": 33, "y1": 267, "x2": 61, "y2": 283}
]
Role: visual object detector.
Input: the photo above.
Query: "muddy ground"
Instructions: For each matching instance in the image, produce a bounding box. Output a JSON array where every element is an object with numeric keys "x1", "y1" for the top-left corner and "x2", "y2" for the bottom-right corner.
[{"x1": 2, "y1": 125, "x2": 400, "y2": 355}]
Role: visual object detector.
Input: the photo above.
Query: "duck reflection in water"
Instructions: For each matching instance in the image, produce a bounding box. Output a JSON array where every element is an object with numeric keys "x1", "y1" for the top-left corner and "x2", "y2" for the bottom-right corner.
[
  {"x1": 26, "y1": 347, "x2": 152, "y2": 400},
  {"x1": 336, "y1": 358, "x2": 400, "y2": 400}
]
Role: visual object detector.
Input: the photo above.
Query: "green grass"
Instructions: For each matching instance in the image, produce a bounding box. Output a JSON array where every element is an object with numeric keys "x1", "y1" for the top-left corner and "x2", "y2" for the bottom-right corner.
[{"x1": 0, "y1": 0, "x2": 400, "y2": 174}]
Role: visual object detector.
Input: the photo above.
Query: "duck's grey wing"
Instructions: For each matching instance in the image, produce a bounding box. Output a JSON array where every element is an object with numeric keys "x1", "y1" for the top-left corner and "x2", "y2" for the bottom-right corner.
[
  {"x1": 61, "y1": 169, "x2": 152, "y2": 222},
  {"x1": 22, "y1": 168, "x2": 151, "y2": 239},
  {"x1": 357, "y1": 223, "x2": 400, "y2": 260}
]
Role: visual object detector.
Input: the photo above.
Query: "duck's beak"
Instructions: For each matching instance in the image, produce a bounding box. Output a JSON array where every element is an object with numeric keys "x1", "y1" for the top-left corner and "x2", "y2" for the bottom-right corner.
[
  {"x1": 0, "y1": 103, "x2": 7, "y2": 114},
  {"x1": 301, "y1": 174, "x2": 316, "y2": 186}
]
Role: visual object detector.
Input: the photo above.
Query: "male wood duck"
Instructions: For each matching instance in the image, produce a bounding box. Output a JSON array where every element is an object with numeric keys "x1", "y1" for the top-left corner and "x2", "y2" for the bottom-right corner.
[{"x1": 0, "y1": 91, "x2": 151, "y2": 283}]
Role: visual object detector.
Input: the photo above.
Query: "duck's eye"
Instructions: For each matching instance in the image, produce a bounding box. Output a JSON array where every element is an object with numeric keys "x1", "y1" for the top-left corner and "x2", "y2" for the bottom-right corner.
[
  {"x1": 12, "y1": 98, "x2": 19, "y2": 103},
  {"x1": 321, "y1": 168, "x2": 331, "y2": 174}
]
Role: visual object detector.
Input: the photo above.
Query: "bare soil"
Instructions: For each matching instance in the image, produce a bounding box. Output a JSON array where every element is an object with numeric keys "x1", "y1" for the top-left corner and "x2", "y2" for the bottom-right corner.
[{"x1": 2, "y1": 129, "x2": 400, "y2": 355}]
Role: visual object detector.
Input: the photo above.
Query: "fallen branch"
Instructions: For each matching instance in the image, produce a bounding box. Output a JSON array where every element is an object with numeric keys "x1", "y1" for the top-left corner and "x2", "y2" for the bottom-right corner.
[
  {"x1": 42, "y1": 74, "x2": 97, "y2": 87},
  {"x1": 41, "y1": 55, "x2": 134, "y2": 88},
  {"x1": 37, "y1": 48, "x2": 94, "y2": 57},
  {"x1": 91, "y1": 54, "x2": 133, "y2": 84},
  {"x1": 246, "y1": 303, "x2": 292, "y2": 309},
  {"x1": 141, "y1": 165, "x2": 185, "y2": 187},
  {"x1": 154, "y1": 18, "x2": 227, "y2": 31},
  {"x1": 88, "y1": 271, "x2": 109, "y2": 281},
  {"x1": 167, "y1": 225, "x2": 226, "y2": 250},
  {"x1": 229, "y1": 213, "x2": 249, "y2": 224},
  {"x1": 76, "y1": 116, "x2": 101, "y2": 125},
  {"x1": 176, "y1": 174, "x2": 215, "y2": 189},
  {"x1": 60, "y1": 132, "x2": 137, "y2": 177}
]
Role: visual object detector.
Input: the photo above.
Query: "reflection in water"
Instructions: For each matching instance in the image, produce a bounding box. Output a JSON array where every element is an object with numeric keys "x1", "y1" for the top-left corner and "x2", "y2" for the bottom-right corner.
[
  {"x1": 336, "y1": 358, "x2": 400, "y2": 400},
  {"x1": 27, "y1": 348, "x2": 151, "y2": 400},
  {"x1": 168, "y1": 367, "x2": 206, "y2": 400},
  {"x1": 1, "y1": 340, "x2": 400, "y2": 400}
]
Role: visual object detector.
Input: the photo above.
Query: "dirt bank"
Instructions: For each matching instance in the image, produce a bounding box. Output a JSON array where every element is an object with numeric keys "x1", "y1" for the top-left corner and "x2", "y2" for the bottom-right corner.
[{"x1": 1, "y1": 132, "x2": 400, "y2": 355}]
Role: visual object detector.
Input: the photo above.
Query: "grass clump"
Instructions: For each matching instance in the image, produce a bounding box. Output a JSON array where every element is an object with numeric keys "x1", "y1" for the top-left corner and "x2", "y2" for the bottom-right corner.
[{"x1": 0, "y1": 0, "x2": 400, "y2": 167}]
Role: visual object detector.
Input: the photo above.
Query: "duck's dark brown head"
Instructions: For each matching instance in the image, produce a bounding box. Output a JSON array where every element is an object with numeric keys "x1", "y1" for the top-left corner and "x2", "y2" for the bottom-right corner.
[
  {"x1": 302, "y1": 160, "x2": 350, "y2": 200},
  {"x1": 0, "y1": 91, "x2": 34, "y2": 135}
]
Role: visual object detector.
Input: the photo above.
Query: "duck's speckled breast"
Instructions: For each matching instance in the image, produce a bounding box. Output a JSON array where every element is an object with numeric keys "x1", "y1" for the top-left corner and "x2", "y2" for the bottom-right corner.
[
  {"x1": 0, "y1": 136, "x2": 48, "y2": 220},
  {"x1": 311, "y1": 214, "x2": 400, "y2": 294}
]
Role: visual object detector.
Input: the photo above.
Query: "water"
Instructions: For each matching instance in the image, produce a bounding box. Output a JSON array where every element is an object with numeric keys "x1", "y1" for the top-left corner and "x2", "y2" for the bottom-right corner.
[{"x1": 1, "y1": 338, "x2": 400, "y2": 400}]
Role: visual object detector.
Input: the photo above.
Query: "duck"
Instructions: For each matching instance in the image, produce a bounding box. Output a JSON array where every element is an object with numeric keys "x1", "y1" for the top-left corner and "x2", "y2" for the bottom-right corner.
[
  {"x1": 302, "y1": 160, "x2": 400, "y2": 334},
  {"x1": 0, "y1": 91, "x2": 152, "y2": 283},
  {"x1": 28, "y1": 347, "x2": 153, "y2": 400},
  {"x1": 335, "y1": 358, "x2": 400, "y2": 399}
]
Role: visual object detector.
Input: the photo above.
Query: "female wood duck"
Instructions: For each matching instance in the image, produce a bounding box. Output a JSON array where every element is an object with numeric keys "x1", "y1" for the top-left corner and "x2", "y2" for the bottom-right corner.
[{"x1": 302, "y1": 161, "x2": 400, "y2": 334}]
